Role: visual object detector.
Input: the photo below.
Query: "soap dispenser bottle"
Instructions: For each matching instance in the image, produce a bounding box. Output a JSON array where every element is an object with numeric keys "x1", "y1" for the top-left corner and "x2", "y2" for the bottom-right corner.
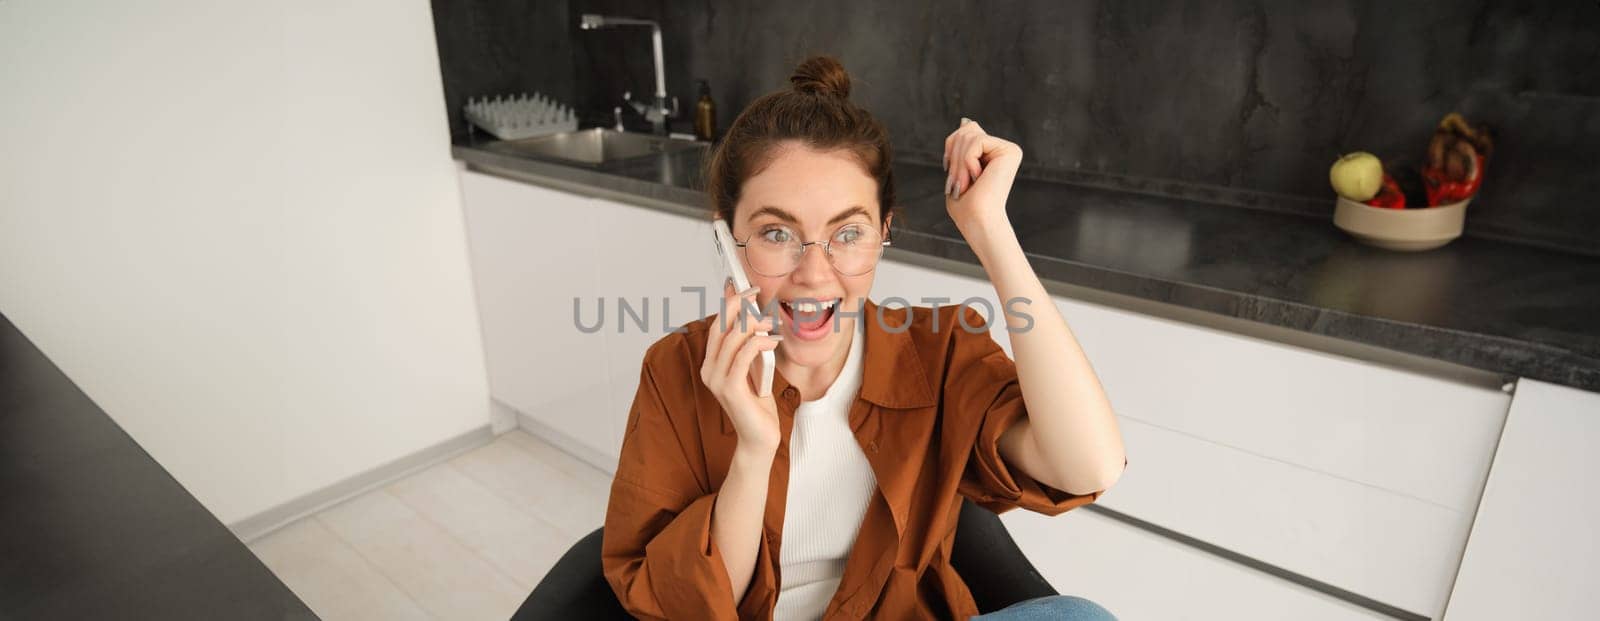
[{"x1": 694, "y1": 79, "x2": 717, "y2": 142}]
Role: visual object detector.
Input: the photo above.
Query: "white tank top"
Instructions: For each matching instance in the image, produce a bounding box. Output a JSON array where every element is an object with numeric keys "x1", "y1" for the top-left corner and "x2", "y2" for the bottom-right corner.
[{"x1": 773, "y1": 320, "x2": 875, "y2": 621}]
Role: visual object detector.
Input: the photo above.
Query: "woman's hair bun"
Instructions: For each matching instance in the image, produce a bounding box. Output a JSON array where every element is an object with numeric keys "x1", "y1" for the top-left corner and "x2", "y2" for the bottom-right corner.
[{"x1": 789, "y1": 55, "x2": 851, "y2": 99}]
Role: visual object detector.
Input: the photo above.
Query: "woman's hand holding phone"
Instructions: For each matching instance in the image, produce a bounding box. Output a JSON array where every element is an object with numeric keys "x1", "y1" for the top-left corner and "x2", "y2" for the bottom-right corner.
[{"x1": 701, "y1": 280, "x2": 783, "y2": 455}]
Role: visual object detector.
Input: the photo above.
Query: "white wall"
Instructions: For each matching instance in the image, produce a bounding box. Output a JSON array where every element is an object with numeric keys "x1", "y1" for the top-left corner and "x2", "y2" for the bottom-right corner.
[{"x1": 0, "y1": 1, "x2": 490, "y2": 524}]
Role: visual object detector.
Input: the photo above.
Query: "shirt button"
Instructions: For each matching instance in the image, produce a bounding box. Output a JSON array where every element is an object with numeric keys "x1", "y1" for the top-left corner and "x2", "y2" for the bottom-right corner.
[{"x1": 782, "y1": 387, "x2": 798, "y2": 400}]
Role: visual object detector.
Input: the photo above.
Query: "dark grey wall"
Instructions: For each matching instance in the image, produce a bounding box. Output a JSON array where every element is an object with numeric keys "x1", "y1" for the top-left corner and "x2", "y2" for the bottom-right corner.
[
  {"x1": 430, "y1": 0, "x2": 577, "y2": 141},
  {"x1": 434, "y1": 0, "x2": 1600, "y2": 255}
]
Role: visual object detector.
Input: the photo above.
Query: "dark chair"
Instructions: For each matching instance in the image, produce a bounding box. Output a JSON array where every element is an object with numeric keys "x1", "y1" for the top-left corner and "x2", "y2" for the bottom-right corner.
[
  {"x1": 512, "y1": 526, "x2": 629, "y2": 620},
  {"x1": 510, "y1": 497, "x2": 1056, "y2": 619}
]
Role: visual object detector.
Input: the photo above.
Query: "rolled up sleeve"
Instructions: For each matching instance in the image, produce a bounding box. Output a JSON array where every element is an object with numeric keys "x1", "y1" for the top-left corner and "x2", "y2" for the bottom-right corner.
[
  {"x1": 947, "y1": 306, "x2": 1107, "y2": 516},
  {"x1": 601, "y1": 348, "x2": 776, "y2": 620}
]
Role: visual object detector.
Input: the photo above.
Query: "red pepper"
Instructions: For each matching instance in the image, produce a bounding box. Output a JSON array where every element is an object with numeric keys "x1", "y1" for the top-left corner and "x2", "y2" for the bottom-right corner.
[
  {"x1": 1423, "y1": 157, "x2": 1483, "y2": 205},
  {"x1": 1422, "y1": 113, "x2": 1491, "y2": 206},
  {"x1": 1365, "y1": 173, "x2": 1406, "y2": 209}
]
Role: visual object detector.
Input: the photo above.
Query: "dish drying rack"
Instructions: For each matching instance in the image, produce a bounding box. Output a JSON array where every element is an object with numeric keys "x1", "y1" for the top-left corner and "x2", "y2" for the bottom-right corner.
[{"x1": 464, "y1": 92, "x2": 578, "y2": 140}]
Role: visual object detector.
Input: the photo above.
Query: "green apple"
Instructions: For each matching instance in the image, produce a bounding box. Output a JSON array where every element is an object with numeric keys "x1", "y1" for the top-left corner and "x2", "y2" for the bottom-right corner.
[{"x1": 1329, "y1": 152, "x2": 1383, "y2": 202}]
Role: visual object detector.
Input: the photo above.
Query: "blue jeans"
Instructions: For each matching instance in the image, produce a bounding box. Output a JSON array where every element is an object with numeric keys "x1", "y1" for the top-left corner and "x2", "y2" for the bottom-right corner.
[{"x1": 969, "y1": 595, "x2": 1117, "y2": 620}]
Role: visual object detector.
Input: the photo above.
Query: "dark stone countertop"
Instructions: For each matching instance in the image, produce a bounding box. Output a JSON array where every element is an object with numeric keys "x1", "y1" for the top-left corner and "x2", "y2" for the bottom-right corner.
[
  {"x1": 453, "y1": 140, "x2": 1600, "y2": 394},
  {"x1": 0, "y1": 312, "x2": 315, "y2": 619}
]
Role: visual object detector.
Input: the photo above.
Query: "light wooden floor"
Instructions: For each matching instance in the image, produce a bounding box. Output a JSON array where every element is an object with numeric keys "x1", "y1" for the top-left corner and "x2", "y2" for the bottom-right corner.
[{"x1": 249, "y1": 430, "x2": 613, "y2": 621}]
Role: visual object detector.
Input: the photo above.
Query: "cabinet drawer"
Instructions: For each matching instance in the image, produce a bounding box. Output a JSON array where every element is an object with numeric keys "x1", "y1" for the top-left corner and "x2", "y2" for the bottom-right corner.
[
  {"x1": 1105, "y1": 418, "x2": 1460, "y2": 618},
  {"x1": 1003, "y1": 508, "x2": 1393, "y2": 620}
]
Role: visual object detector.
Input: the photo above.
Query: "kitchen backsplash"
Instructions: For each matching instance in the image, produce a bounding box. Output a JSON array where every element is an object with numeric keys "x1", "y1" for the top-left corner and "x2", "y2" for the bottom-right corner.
[
  {"x1": 430, "y1": 0, "x2": 1600, "y2": 256},
  {"x1": 430, "y1": 0, "x2": 578, "y2": 145}
]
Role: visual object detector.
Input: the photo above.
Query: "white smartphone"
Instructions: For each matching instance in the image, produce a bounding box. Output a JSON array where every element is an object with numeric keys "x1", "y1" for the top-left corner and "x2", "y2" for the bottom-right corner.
[{"x1": 711, "y1": 219, "x2": 776, "y2": 397}]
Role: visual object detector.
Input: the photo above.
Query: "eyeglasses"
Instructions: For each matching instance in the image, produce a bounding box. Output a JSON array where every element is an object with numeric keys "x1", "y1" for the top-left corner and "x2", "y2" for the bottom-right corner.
[{"x1": 733, "y1": 222, "x2": 891, "y2": 277}]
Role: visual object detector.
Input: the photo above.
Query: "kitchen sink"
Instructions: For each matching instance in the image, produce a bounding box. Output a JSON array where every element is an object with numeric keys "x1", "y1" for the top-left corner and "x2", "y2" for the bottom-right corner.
[{"x1": 483, "y1": 128, "x2": 707, "y2": 165}]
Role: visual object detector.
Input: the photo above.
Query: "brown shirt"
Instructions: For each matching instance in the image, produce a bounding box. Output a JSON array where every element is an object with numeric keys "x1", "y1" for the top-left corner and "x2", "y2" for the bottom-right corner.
[{"x1": 602, "y1": 298, "x2": 1106, "y2": 620}]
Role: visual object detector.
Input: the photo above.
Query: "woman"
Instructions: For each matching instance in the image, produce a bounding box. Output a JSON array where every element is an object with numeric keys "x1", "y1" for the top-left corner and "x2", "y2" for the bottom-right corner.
[{"x1": 602, "y1": 56, "x2": 1126, "y2": 620}]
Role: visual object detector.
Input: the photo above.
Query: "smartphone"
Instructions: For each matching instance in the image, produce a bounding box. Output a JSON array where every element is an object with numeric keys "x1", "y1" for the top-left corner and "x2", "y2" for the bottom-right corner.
[{"x1": 711, "y1": 219, "x2": 776, "y2": 397}]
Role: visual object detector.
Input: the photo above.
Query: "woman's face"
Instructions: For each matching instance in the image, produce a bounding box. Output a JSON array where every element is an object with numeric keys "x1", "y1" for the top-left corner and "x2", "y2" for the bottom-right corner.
[{"x1": 730, "y1": 142, "x2": 887, "y2": 370}]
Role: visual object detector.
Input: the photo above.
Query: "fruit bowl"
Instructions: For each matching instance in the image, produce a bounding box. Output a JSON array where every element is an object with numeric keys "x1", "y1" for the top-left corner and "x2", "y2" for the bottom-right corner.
[{"x1": 1332, "y1": 196, "x2": 1469, "y2": 251}]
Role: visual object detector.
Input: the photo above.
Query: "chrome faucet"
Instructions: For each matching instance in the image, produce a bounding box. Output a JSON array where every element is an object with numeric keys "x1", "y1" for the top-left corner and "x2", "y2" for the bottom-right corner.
[{"x1": 579, "y1": 14, "x2": 679, "y2": 136}]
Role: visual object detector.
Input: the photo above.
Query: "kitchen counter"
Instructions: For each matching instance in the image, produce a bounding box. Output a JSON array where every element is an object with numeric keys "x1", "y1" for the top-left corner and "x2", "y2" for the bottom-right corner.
[
  {"x1": 453, "y1": 140, "x2": 1600, "y2": 394},
  {"x1": 0, "y1": 311, "x2": 315, "y2": 619}
]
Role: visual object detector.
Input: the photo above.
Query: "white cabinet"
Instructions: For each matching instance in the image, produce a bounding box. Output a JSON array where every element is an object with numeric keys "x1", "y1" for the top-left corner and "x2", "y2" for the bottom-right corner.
[
  {"x1": 459, "y1": 170, "x2": 720, "y2": 471},
  {"x1": 873, "y1": 258, "x2": 1511, "y2": 619},
  {"x1": 591, "y1": 203, "x2": 720, "y2": 463},
  {"x1": 459, "y1": 171, "x2": 615, "y2": 464},
  {"x1": 1445, "y1": 379, "x2": 1600, "y2": 620}
]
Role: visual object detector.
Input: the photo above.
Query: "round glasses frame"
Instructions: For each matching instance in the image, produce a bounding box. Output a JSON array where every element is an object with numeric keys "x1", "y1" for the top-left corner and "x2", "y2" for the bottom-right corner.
[{"x1": 733, "y1": 223, "x2": 893, "y2": 277}]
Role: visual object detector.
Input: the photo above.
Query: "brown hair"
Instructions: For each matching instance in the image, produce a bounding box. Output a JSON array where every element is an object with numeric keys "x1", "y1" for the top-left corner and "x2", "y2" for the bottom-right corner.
[{"x1": 704, "y1": 55, "x2": 896, "y2": 233}]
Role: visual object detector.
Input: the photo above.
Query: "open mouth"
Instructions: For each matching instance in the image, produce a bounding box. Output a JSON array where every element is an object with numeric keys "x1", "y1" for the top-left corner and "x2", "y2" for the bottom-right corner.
[{"x1": 778, "y1": 297, "x2": 840, "y2": 341}]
